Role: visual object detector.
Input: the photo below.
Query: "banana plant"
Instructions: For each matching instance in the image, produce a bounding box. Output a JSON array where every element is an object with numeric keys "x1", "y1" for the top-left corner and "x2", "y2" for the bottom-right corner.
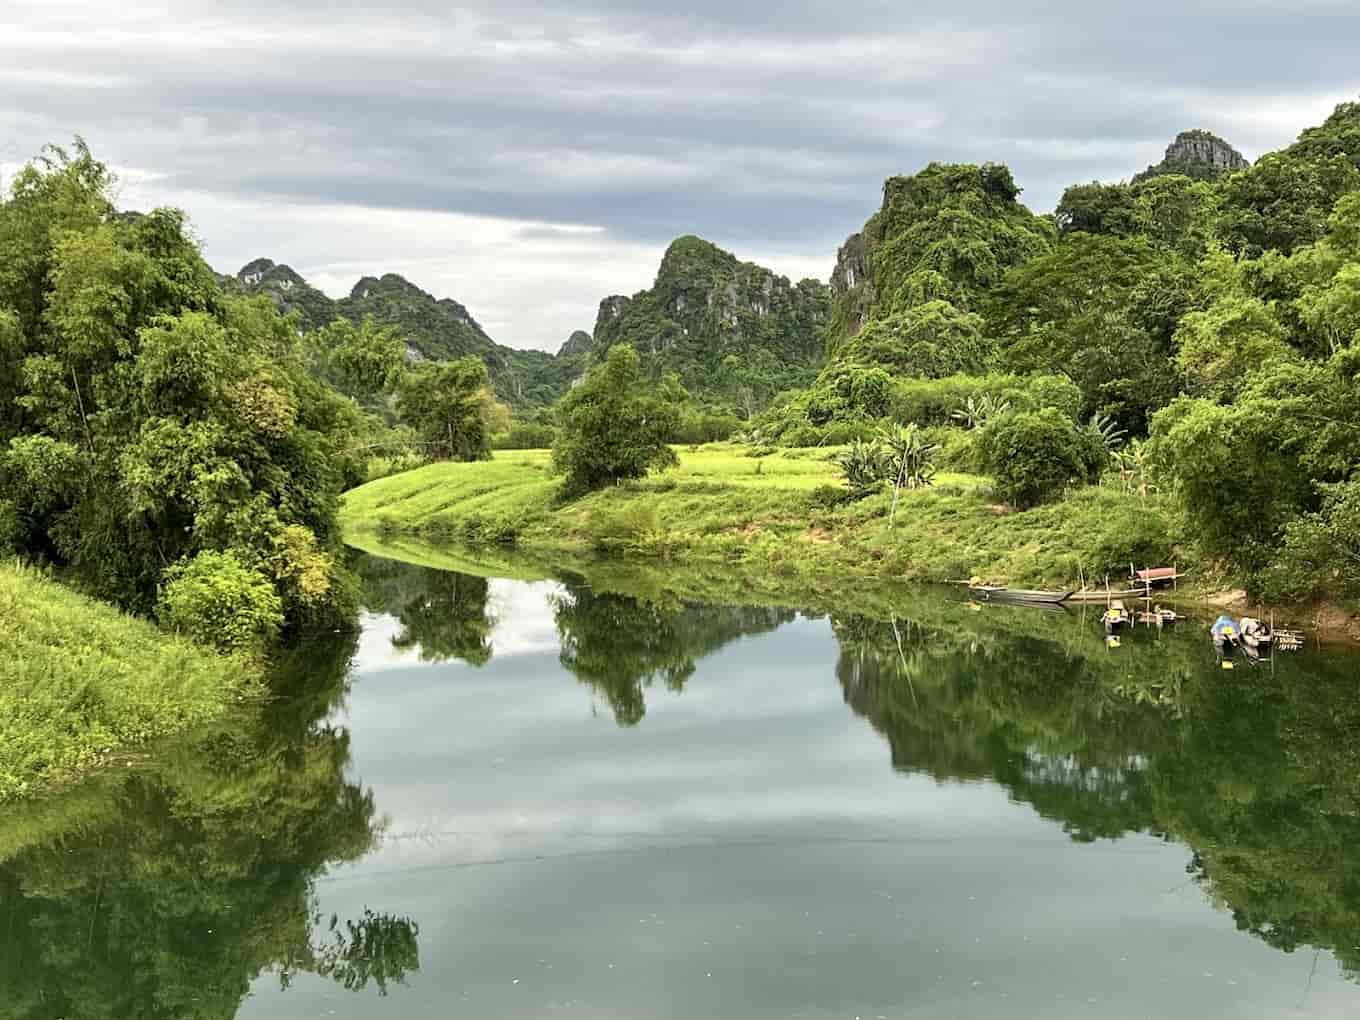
[
  {"x1": 879, "y1": 422, "x2": 940, "y2": 523},
  {"x1": 951, "y1": 393, "x2": 1011, "y2": 430}
]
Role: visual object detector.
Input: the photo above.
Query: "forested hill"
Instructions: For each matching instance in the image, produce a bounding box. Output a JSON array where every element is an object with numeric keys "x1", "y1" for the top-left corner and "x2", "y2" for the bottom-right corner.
[
  {"x1": 226, "y1": 259, "x2": 579, "y2": 407},
  {"x1": 592, "y1": 236, "x2": 832, "y2": 410},
  {"x1": 827, "y1": 163, "x2": 1053, "y2": 346}
]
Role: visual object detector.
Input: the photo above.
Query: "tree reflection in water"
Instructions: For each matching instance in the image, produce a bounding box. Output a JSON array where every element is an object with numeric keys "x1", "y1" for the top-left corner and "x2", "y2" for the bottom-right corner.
[
  {"x1": 833, "y1": 608, "x2": 1360, "y2": 978},
  {"x1": 0, "y1": 631, "x2": 419, "y2": 1020},
  {"x1": 552, "y1": 582, "x2": 794, "y2": 725},
  {"x1": 354, "y1": 553, "x2": 496, "y2": 665}
]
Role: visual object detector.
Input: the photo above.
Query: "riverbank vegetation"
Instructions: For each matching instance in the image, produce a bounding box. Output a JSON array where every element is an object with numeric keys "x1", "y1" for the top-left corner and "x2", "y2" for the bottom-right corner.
[
  {"x1": 0, "y1": 563, "x2": 260, "y2": 800},
  {"x1": 341, "y1": 444, "x2": 1188, "y2": 594}
]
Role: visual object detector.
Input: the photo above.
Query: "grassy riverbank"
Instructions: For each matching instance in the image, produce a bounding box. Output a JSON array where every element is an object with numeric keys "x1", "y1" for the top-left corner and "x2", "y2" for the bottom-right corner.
[
  {"x1": 341, "y1": 444, "x2": 1196, "y2": 593},
  {"x1": 0, "y1": 564, "x2": 261, "y2": 801}
]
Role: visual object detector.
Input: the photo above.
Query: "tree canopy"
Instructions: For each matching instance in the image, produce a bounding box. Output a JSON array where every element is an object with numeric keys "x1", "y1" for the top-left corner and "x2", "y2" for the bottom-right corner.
[
  {"x1": 0, "y1": 142, "x2": 364, "y2": 626},
  {"x1": 552, "y1": 345, "x2": 683, "y2": 495}
]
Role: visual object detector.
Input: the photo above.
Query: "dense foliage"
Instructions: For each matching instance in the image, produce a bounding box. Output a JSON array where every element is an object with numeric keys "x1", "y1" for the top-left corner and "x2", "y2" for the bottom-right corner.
[
  {"x1": 0, "y1": 142, "x2": 365, "y2": 628},
  {"x1": 976, "y1": 408, "x2": 1107, "y2": 509},
  {"x1": 754, "y1": 101, "x2": 1360, "y2": 601},
  {"x1": 395, "y1": 356, "x2": 496, "y2": 462},
  {"x1": 552, "y1": 345, "x2": 683, "y2": 495}
]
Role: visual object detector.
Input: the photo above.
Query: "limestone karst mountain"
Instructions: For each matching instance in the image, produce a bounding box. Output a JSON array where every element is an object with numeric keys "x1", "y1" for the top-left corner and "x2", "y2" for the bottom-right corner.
[{"x1": 1133, "y1": 129, "x2": 1251, "y2": 183}]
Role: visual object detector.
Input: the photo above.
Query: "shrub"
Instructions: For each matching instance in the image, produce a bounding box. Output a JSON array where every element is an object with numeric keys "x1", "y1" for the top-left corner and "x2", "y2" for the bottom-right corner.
[
  {"x1": 808, "y1": 484, "x2": 851, "y2": 509},
  {"x1": 780, "y1": 424, "x2": 827, "y2": 448},
  {"x1": 925, "y1": 426, "x2": 977, "y2": 471},
  {"x1": 156, "y1": 550, "x2": 283, "y2": 653},
  {"x1": 493, "y1": 422, "x2": 557, "y2": 450},
  {"x1": 1259, "y1": 479, "x2": 1360, "y2": 600},
  {"x1": 979, "y1": 408, "x2": 1104, "y2": 509},
  {"x1": 833, "y1": 440, "x2": 889, "y2": 498},
  {"x1": 889, "y1": 373, "x2": 1082, "y2": 427},
  {"x1": 819, "y1": 420, "x2": 877, "y2": 445}
]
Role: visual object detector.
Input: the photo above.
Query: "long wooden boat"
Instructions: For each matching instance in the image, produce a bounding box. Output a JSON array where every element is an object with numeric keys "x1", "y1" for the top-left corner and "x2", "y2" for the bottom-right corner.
[
  {"x1": 1132, "y1": 566, "x2": 1185, "y2": 585},
  {"x1": 1064, "y1": 587, "x2": 1147, "y2": 604},
  {"x1": 969, "y1": 585, "x2": 1074, "y2": 605}
]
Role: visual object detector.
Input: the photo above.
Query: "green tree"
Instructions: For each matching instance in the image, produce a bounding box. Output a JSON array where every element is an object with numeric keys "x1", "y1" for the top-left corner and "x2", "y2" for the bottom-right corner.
[
  {"x1": 395, "y1": 357, "x2": 493, "y2": 461},
  {"x1": 979, "y1": 408, "x2": 1104, "y2": 509},
  {"x1": 0, "y1": 142, "x2": 362, "y2": 626},
  {"x1": 1173, "y1": 292, "x2": 1294, "y2": 398},
  {"x1": 551, "y1": 345, "x2": 682, "y2": 495},
  {"x1": 837, "y1": 300, "x2": 992, "y2": 378},
  {"x1": 307, "y1": 316, "x2": 406, "y2": 403},
  {"x1": 990, "y1": 234, "x2": 1189, "y2": 432},
  {"x1": 1151, "y1": 351, "x2": 1360, "y2": 576}
]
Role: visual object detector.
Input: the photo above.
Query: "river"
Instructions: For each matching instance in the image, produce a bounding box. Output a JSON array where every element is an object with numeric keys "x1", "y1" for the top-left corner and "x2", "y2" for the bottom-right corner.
[{"x1": 3, "y1": 549, "x2": 1359, "y2": 1019}]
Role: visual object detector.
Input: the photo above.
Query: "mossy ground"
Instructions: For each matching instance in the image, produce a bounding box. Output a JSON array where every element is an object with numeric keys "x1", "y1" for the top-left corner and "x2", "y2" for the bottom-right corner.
[
  {"x1": 341, "y1": 444, "x2": 1194, "y2": 593},
  {"x1": 0, "y1": 563, "x2": 261, "y2": 801}
]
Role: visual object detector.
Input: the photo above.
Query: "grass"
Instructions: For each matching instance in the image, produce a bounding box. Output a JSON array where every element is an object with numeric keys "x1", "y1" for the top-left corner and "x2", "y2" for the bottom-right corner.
[
  {"x1": 342, "y1": 443, "x2": 1195, "y2": 593},
  {"x1": 0, "y1": 562, "x2": 262, "y2": 801}
]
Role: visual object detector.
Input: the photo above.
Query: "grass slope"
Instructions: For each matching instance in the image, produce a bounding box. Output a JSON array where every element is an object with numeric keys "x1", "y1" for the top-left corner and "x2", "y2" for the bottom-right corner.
[
  {"x1": 341, "y1": 444, "x2": 1190, "y2": 591},
  {"x1": 0, "y1": 563, "x2": 260, "y2": 801}
]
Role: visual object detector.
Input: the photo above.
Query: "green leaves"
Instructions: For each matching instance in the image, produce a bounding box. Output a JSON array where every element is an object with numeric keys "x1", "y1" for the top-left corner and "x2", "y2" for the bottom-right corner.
[
  {"x1": 395, "y1": 356, "x2": 494, "y2": 462},
  {"x1": 552, "y1": 345, "x2": 682, "y2": 496},
  {"x1": 978, "y1": 407, "x2": 1104, "y2": 509},
  {"x1": 1, "y1": 141, "x2": 363, "y2": 627},
  {"x1": 156, "y1": 549, "x2": 284, "y2": 653}
]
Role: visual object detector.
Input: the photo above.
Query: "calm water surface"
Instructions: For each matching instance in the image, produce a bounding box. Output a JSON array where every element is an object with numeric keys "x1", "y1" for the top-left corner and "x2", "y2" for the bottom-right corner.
[{"x1": 4, "y1": 552, "x2": 1360, "y2": 1019}]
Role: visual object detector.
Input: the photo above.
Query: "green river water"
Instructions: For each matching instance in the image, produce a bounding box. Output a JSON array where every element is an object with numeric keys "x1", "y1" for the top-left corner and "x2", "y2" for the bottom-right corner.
[{"x1": 3, "y1": 549, "x2": 1360, "y2": 1019}]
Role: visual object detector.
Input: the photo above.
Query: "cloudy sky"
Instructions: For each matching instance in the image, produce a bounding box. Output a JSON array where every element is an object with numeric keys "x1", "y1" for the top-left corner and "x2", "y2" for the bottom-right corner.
[{"x1": 3, "y1": 1, "x2": 1357, "y2": 350}]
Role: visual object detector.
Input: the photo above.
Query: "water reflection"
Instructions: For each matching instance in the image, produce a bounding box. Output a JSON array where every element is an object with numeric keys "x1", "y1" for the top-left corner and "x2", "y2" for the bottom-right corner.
[
  {"x1": 553, "y1": 582, "x2": 794, "y2": 724},
  {"x1": 354, "y1": 554, "x2": 496, "y2": 665},
  {"x1": 834, "y1": 608, "x2": 1360, "y2": 977},
  {"x1": 6, "y1": 553, "x2": 1360, "y2": 1019},
  {"x1": 0, "y1": 631, "x2": 419, "y2": 1019}
]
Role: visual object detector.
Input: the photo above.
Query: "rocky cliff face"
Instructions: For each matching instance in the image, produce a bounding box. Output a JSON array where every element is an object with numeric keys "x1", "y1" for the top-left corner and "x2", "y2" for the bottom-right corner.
[
  {"x1": 227, "y1": 258, "x2": 338, "y2": 332},
  {"x1": 591, "y1": 235, "x2": 831, "y2": 395},
  {"x1": 1134, "y1": 129, "x2": 1250, "y2": 183},
  {"x1": 829, "y1": 231, "x2": 876, "y2": 339}
]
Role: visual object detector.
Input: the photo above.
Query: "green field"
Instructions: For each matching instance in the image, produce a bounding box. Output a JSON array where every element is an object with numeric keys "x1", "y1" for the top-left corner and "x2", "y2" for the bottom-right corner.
[
  {"x1": 0, "y1": 563, "x2": 261, "y2": 801},
  {"x1": 341, "y1": 444, "x2": 1191, "y2": 591}
]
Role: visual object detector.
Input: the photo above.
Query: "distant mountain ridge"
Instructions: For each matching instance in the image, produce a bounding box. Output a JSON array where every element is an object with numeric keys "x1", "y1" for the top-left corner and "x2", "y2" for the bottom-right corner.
[
  {"x1": 229, "y1": 239, "x2": 829, "y2": 412},
  {"x1": 226, "y1": 259, "x2": 578, "y2": 407}
]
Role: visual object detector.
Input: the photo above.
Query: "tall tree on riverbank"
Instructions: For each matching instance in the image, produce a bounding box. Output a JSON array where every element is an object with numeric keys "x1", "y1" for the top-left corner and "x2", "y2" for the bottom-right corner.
[
  {"x1": 395, "y1": 356, "x2": 497, "y2": 462},
  {"x1": 552, "y1": 345, "x2": 682, "y2": 495}
]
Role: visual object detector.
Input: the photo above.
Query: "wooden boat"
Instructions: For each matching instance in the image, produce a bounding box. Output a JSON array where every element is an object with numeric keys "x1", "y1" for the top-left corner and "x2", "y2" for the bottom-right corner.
[
  {"x1": 1064, "y1": 587, "x2": 1146, "y2": 604},
  {"x1": 968, "y1": 585, "x2": 1074, "y2": 605},
  {"x1": 1132, "y1": 566, "x2": 1185, "y2": 586}
]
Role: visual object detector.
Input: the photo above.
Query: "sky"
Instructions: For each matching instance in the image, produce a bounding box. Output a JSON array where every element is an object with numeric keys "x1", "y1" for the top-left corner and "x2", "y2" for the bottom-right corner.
[{"x1": 3, "y1": 1, "x2": 1358, "y2": 351}]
